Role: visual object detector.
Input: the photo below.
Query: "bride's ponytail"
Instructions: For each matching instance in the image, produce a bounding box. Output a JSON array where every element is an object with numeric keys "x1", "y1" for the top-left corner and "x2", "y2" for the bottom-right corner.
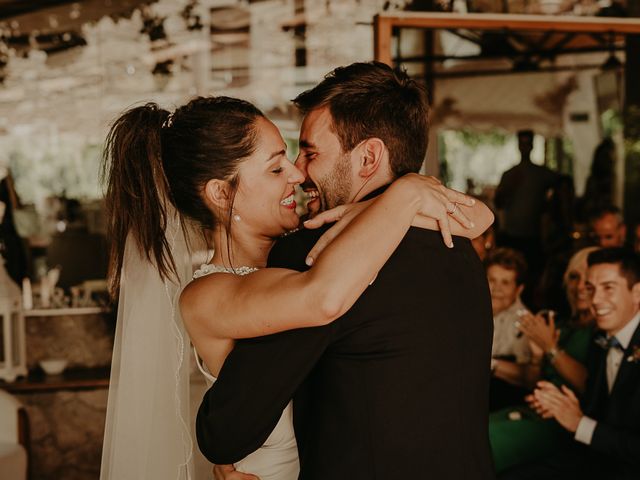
[{"x1": 102, "y1": 103, "x2": 175, "y2": 297}]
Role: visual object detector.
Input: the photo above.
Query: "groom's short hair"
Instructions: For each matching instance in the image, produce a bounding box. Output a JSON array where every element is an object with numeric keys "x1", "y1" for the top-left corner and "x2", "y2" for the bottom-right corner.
[{"x1": 293, "y1": 61, "x2": 429, "y2": 178}]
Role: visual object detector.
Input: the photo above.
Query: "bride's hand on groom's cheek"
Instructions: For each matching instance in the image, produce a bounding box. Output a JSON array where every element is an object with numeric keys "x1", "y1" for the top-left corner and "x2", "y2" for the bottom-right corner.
[{"x1": 212, "y1": 464, "x2": 259, "y2": 480}]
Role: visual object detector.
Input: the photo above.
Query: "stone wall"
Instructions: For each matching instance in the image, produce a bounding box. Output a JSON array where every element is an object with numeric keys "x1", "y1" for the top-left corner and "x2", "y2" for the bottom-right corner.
[
  {"x1": 15, "y1": 389, "x2": 108, "y2": 480},
  {"x1": 25, "y1": 312, "x2": 115, "y2": 369},
  {"x1": 15, "y1": 311, "x2": 115, "y2": 480}
]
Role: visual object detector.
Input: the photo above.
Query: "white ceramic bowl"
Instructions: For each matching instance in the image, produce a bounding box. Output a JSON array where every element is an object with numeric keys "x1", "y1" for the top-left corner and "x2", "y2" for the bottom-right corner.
[{"x1": 39, "y1": 358, "x2": 68, "y2": 375}]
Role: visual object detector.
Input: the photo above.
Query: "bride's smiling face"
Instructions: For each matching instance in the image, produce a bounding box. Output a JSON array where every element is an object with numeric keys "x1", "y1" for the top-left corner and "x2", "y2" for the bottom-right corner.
[{"x1": 232, "y1": 117, "x2": 305, "y2": 237}]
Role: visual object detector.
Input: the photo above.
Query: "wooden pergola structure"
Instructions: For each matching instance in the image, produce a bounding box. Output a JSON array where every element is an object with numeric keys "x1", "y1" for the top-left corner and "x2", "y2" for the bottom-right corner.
[
  {"x1": 374, "y1": 12, "x2": 640, "y2": 78},
  {"x1": 373, "y1": 11, "x2": 640, "y2": 224}
]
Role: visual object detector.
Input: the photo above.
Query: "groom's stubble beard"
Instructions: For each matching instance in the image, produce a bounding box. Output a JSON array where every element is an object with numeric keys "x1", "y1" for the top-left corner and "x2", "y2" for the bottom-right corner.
[{"x1": 318, "y1": 152, "x2": 353, "y2": 211}]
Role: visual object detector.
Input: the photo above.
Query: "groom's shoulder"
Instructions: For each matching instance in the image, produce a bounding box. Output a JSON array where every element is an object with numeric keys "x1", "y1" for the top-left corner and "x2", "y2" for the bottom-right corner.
[
  {"x1": 268, "y1": 225, "x2": 331, "y2": 271},
  {"x1": 398, "y1": 229, "x2": 481, "y2": 273},
  {"x1": 402, "y1": 227, "x2": 473, "y2": 251}
]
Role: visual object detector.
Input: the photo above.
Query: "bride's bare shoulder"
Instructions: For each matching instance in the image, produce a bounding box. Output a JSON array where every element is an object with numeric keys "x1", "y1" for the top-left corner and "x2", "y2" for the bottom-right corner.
[{"x1": 179, "y1": 273, "x2": 236, "y2": 325}]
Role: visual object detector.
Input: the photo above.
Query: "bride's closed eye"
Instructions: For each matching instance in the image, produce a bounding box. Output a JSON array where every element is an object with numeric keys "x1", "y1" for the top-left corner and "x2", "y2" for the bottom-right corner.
[{"x1": 271, "y1": 167, "x2": 284, "y2": 174}]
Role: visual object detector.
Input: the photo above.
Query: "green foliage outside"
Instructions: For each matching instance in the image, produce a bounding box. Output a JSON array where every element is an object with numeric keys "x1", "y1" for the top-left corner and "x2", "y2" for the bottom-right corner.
[{"x1": 455, "y1": 128, "x2": 511, "y2": 148}]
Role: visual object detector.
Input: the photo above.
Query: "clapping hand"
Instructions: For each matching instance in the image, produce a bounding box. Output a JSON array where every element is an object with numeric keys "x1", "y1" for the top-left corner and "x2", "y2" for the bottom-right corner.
[
  {"x1": 528, "y1": 381, "x2": 583, "y2": 432},
  {"x1": 213, "y1": 464, "x2": 259, "y2": 480},
  {"x1": 525, "y1": 392, "x2": 553, "y2": 419},
  {"x1": 517, "y1": 310, "x2": 559, "y2": 354}
]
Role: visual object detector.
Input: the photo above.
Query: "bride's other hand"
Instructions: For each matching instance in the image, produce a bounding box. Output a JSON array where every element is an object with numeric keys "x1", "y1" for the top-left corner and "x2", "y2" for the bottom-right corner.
[
  {"x1": 304, "y1": 202, "x2": 371, "y2": 266},
  {"x1": 304, "y1": 201, "x2": 371, "y2": 230},
  {"x1": 213, "y1": 464, "x2": 259, "y2": 480}
]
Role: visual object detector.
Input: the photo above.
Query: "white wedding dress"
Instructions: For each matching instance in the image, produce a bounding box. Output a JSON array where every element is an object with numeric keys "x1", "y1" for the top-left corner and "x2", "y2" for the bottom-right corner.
[{"x1": 192, "y1": 264, "x2": 300, "y2": 480}]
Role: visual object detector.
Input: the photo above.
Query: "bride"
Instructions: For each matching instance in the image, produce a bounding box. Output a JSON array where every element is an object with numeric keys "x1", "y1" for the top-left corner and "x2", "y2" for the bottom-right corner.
[{"x1": 99, "y1": 96, "x2": 489, "y2": 480}]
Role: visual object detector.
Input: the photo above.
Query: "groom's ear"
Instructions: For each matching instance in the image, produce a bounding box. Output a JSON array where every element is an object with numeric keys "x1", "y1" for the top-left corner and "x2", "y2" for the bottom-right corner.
[
  {"x1": 631, "y1": 281, "x2": 640, "y2": 308},
  {"x1": 357, "y1": 138, "x2": 386, "y2": 178},
  {"x1": 204, "y1": 179, "x2": 232, "y2": 211}
]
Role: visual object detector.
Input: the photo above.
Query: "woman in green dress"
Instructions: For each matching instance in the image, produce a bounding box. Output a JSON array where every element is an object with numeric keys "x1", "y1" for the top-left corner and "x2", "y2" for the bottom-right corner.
[{"x1": 490, "y1": 246, "x2": 599, "y2": 474}]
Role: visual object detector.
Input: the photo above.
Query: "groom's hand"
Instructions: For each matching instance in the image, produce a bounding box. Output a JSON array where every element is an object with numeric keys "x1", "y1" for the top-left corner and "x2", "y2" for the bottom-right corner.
[{"x1": 213, "y1": 464, "x2": 259, "y2": 480}]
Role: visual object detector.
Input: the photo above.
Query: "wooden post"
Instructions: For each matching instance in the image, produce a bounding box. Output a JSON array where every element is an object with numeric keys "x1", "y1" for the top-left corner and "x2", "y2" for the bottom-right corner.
[
  {"x1": 624, "y1": 4, "x2": 640, "y2": 233},
  {"x1": 374, "y1": 14, "x2": 393, "y2": 66}
]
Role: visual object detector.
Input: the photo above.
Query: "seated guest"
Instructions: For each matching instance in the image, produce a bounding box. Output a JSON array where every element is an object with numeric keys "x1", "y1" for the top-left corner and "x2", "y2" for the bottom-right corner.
[
  {"x1": 589, "y1": 205, "x2": 626, "y2": 248},
  {"x1": 487, "y1": 248, "x2": 532, "y2": 410},
  {"x1": 501, "y1": 247, "x2": 640, "y2": 480},
  {"x1": 490, "y1": 247, "x2": 598, "y2": 473}
]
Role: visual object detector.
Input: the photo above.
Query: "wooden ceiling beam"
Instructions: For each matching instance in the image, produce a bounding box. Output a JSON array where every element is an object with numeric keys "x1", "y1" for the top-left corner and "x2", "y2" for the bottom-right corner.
[
  {"x1": 374, "y1": 12, "x2": 640, "y2": 70},
  {"x1": 0, "y1": 0, "x2": 77, "y2": 20},
  {"x1": 375, "y1": 12, "x2": 640, "y2": 36}
]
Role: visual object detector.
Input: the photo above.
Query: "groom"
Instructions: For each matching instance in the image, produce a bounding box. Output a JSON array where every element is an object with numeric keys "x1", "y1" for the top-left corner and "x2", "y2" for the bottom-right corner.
[{"x1": 197, "y1": 62, "x2": 496, "y2": 479}]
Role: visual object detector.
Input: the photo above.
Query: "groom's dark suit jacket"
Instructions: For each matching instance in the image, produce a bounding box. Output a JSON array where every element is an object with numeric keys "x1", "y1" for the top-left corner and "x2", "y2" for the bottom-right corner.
[{"x1": 196, "y1": 208, "x2": 495, "y2": 479}]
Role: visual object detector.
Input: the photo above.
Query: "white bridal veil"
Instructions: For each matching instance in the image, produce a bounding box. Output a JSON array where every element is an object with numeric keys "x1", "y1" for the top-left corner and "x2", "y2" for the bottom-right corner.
[{"x1": 100, "y1": 210, "x2": 196, "y2": 480}]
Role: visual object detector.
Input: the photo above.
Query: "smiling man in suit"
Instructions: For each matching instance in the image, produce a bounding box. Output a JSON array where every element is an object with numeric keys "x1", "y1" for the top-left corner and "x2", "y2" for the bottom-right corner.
[{"x1": 502, "y1": 247, "x2": 640, "y2": 480}]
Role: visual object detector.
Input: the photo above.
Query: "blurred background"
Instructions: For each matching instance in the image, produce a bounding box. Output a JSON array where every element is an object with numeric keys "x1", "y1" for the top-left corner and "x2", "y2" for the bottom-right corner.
[{"x1": 0, "y1": 1, "x2": 638, "y2": 479}]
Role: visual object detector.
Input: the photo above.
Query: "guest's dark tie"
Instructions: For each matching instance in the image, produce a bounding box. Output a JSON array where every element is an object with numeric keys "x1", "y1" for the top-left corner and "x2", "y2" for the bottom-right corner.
[
  {"x1": 608, "y1": 337, "x2": 623, "y2": 351},
  {"x1": 595, "y1": 334, "x2": 624, "y2": 351}
]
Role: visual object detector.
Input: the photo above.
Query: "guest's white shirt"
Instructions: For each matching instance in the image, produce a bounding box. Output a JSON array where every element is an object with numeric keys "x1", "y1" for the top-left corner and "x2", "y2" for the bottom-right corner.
[
  {"x1": 575, "y1": 312, "x2": 640, "y2": 445},
  {"x1": 492, "y1": 298, "x2": 531, "y2": 364}
]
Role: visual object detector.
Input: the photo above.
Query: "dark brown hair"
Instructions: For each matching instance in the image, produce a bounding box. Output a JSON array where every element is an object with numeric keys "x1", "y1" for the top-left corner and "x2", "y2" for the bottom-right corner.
[
  {"x1": 588, "y1": 204, "x2": 624, "y2": 227},
  {"x1": 293, "y1": 61, "x2": 429, "y2": 178},
  {"x1": 484, "y1": 247, "x2": 528, "y2": 286},
  {"x1": 101, "y1": 96, "x2": 264, "y2": 297},
  {"x1": 587, "y1": 247, "x2": 640, "y2": 289}
]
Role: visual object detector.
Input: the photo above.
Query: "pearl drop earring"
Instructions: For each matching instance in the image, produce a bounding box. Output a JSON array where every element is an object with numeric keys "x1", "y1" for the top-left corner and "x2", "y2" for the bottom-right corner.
[{"x1": 233, "y1": 214, "x2": 241, "y2": 222}]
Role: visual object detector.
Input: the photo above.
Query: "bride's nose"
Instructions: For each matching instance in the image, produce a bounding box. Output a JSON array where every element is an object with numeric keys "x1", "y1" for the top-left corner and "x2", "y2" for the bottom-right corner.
[{"x1": 286, "y1": 163, "x2": 305, "y2": 185}]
